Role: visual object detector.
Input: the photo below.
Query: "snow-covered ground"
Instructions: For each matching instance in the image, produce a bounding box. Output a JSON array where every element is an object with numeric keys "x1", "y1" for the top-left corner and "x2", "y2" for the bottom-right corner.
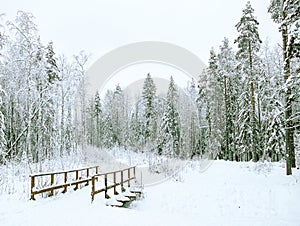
[{"x1": 0, "y1": 153, "x2": 299, "y2": 226}]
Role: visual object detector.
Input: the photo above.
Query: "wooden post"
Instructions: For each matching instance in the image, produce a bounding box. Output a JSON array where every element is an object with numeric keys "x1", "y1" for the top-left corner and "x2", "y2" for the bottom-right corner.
[
  {"x1": 86, "y1": 168, "x2": 90, "y2": 186},
  {"x1": 104, "y1": 174, "x2": 110, "y2": 199},
  {"x1": 113, "y1": 172, "x2": 118, "y2": 195},
  {"x1": 133, "y1": 167, "x2": 136, "y2": 182},
  {"x1": 121, "y1": 171, "x2": 125, "y2": 192},
  {"x1": 95, "y1": 166, "x2": 99, "y2": 182},
  {"x1": 128, "y1": 168, "x2": 131, "y2": 187},
  {"x1": 91, "y1": 176, "x2": 95, "y2": 203},
  {"x1": 30, "y1": 176, "x2": 36, "y2": 200},
  {"x1": 74, "y1": 170, "x2": 79, "y2": 190},
  {"x1": 63, "y1": 172, "x2": 68, "y2": 193},
  {"x1": 50, "y1": 174, "x2": 54, "y2": 197}
]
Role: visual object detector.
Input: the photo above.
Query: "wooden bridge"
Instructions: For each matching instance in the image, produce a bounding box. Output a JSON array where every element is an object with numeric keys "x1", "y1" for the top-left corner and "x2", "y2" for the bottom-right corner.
[{"x1": 29, "y1": 165, "x2": 143, "y2": 207}]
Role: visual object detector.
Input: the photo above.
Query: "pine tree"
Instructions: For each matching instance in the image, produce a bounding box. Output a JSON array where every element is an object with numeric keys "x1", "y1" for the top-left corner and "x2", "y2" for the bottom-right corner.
[
  {"x1": 268, "y1": 0, "x2": 299, "y2": 174},
  {"x1": 234, "y1": 1, "x2": 262, "y2": 161}
]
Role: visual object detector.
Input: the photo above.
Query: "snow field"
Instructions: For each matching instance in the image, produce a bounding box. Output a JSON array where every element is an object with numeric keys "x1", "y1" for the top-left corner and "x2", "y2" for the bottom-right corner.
[
  {"x1": 136, "y1": 161, "x2": 300, "y2": 225},
  {"x1": 0, "y1": 159, "x2": 299, "y2": 226}
]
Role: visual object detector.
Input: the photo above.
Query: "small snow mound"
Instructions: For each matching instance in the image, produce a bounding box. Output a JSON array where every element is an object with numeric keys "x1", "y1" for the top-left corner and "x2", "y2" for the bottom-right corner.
[
  {"x1": 116, "y1": 194, "x2": 130, "y2": 202},
  {"x1": 106, "y1": 198, "x2": 123, "y2": 207}
]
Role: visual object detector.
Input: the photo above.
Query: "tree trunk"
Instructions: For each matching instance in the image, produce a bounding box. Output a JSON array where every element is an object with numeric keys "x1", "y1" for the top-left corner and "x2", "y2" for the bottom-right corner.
[
  {"x1": 224, "y1": 77, "x2": 230, "y2": 160},
  {"x1": 60, "y1": 86, "x2": 65, "y2": 156},
  {"x1": 257, "y1": 94, "x2": 262, "y2": 158},
  {"x1": 282, "y1": 24, "x2": 293, "y2": 175},
  {"x1": 248, "y1": 41, "x2": 257, "y2": 162}
]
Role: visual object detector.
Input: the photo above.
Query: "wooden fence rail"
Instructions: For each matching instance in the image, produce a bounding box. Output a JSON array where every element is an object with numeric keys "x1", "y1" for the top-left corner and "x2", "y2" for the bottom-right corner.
[
  {"x1": 91, "y1": 166, "x2": 136, "y2": 202},
  {"x1": 30, "y1": 166, "x2": 99, "y2": 200}
]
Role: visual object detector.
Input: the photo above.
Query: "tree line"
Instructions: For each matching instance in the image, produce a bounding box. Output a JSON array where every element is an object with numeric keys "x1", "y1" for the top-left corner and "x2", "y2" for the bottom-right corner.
[
  {"x1": 84, "y1": 1, "x2": 299, "y2": 175},
  {"x1": 0, "y1": 1, "x2": 299, "y2": 175},
  {"x1": 85, "y1": 75, "x2": 199, "y2": 159}
]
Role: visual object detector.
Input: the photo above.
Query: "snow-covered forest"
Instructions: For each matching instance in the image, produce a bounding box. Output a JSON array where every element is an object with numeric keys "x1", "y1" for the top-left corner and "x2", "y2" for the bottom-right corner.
[
  {"x1": 70, "y1": 1, "x2": 300, "y2": 176},
  {"x1": 0, "y1": 1, "x2": 299, "y2": 177},
  {"x1": 0, "y1": 11, "x2": 89, "y2": 164},
  {"x1": 0, "y1": 1, "x2": 299, "y2": 225}
]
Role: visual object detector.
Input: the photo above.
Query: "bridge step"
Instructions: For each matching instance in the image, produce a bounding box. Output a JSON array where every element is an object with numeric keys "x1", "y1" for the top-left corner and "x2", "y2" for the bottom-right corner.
[
  {"x1": 106, "y1": 188, "x2": 144, "y2": 207},
  {"x1": 130, "y1": 185, "x2": 144, "y2": 199}
]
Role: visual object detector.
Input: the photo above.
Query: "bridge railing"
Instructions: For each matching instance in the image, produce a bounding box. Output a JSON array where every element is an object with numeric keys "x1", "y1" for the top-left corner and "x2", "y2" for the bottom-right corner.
[
  {"x1": 30, "y1": 166, "x2": 99, "y2": 200},
  {"x1": 91, "y1": 166, "x2": 136, "y2": 202}
]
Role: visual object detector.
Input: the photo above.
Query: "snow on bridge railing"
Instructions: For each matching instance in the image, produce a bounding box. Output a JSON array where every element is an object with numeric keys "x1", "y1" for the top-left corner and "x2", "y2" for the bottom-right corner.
[
  {"x1": 29, "y1": 166, "x2": 99, "y2": 200},
  {"x1": 91, "y1": 166, "x2": 136, "y2": 203}
]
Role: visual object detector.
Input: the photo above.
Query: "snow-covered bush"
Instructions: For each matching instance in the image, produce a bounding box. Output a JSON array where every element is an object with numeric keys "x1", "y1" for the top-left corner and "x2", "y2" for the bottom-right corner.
[{"x1": 0, "y1": 149, "x2": 85, "y2": 199}]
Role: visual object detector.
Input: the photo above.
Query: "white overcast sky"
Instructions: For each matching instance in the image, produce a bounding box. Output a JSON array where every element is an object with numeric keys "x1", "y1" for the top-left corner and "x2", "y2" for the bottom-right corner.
[{"x1": 2, "y1": 0, "x2": 280, "y2": 66}]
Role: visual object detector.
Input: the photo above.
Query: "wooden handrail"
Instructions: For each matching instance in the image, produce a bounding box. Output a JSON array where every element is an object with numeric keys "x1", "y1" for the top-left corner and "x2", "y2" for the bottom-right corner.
[
  {"x1": 91, "y1": 166, "x2": 136, "y2": 203},
  {"x1": 94, "y1": 166, "x2": 136, "y2": 176},
  {"x1": 30, "y1": 166, "x2": 99, "y2": 200},
  {"x1": 29, "y1": 166, "x2": 99, "y2": 177}
]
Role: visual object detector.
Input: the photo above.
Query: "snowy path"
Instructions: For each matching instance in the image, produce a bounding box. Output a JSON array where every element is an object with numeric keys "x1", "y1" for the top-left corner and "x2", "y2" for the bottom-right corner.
[
  {"x1": 1, "y1": 160, "x2": 300, "y2": 226},
  {"x1": 82, "y1": 147, "x2": 129, "y2": 172},
  {"x1": 82, "y1": 147, "x2": 188, "y2": 186}
]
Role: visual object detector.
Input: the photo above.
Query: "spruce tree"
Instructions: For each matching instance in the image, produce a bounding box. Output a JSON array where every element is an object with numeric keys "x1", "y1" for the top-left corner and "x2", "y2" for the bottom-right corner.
[
  {"x1": 205, "y1": 49, "x2": 224, "y2": 159},
  {"x1": 101, "y1": 90, "x2": 113, "y2": 147},
  {"x1": 46, "y1": 41, "x2": 60, "y2": 84},
  {"x1": 94, "y1": 91, "x2": 102, "y2": 147},
  {"x1": 268, "y1": 0, "x2": 299, "y2": 174},
  {"x1": 142, "y1": 73, "x2": 157, "y2": 146},
  {"x1": 161, "y1": 76, "x2": 180, "y2": 156},
  {"x1": 128, "y1": 99, "x2": 144, "y2": 151},
  {"x1": 103, "y1": 85, "x2": 126, "y2": 147},
  {"x1": 217, "y1": 38, "x2": 237, "y2": 161},
  {"x1": 197, "y1": 69, "x2": 210, "y2": 157}
]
